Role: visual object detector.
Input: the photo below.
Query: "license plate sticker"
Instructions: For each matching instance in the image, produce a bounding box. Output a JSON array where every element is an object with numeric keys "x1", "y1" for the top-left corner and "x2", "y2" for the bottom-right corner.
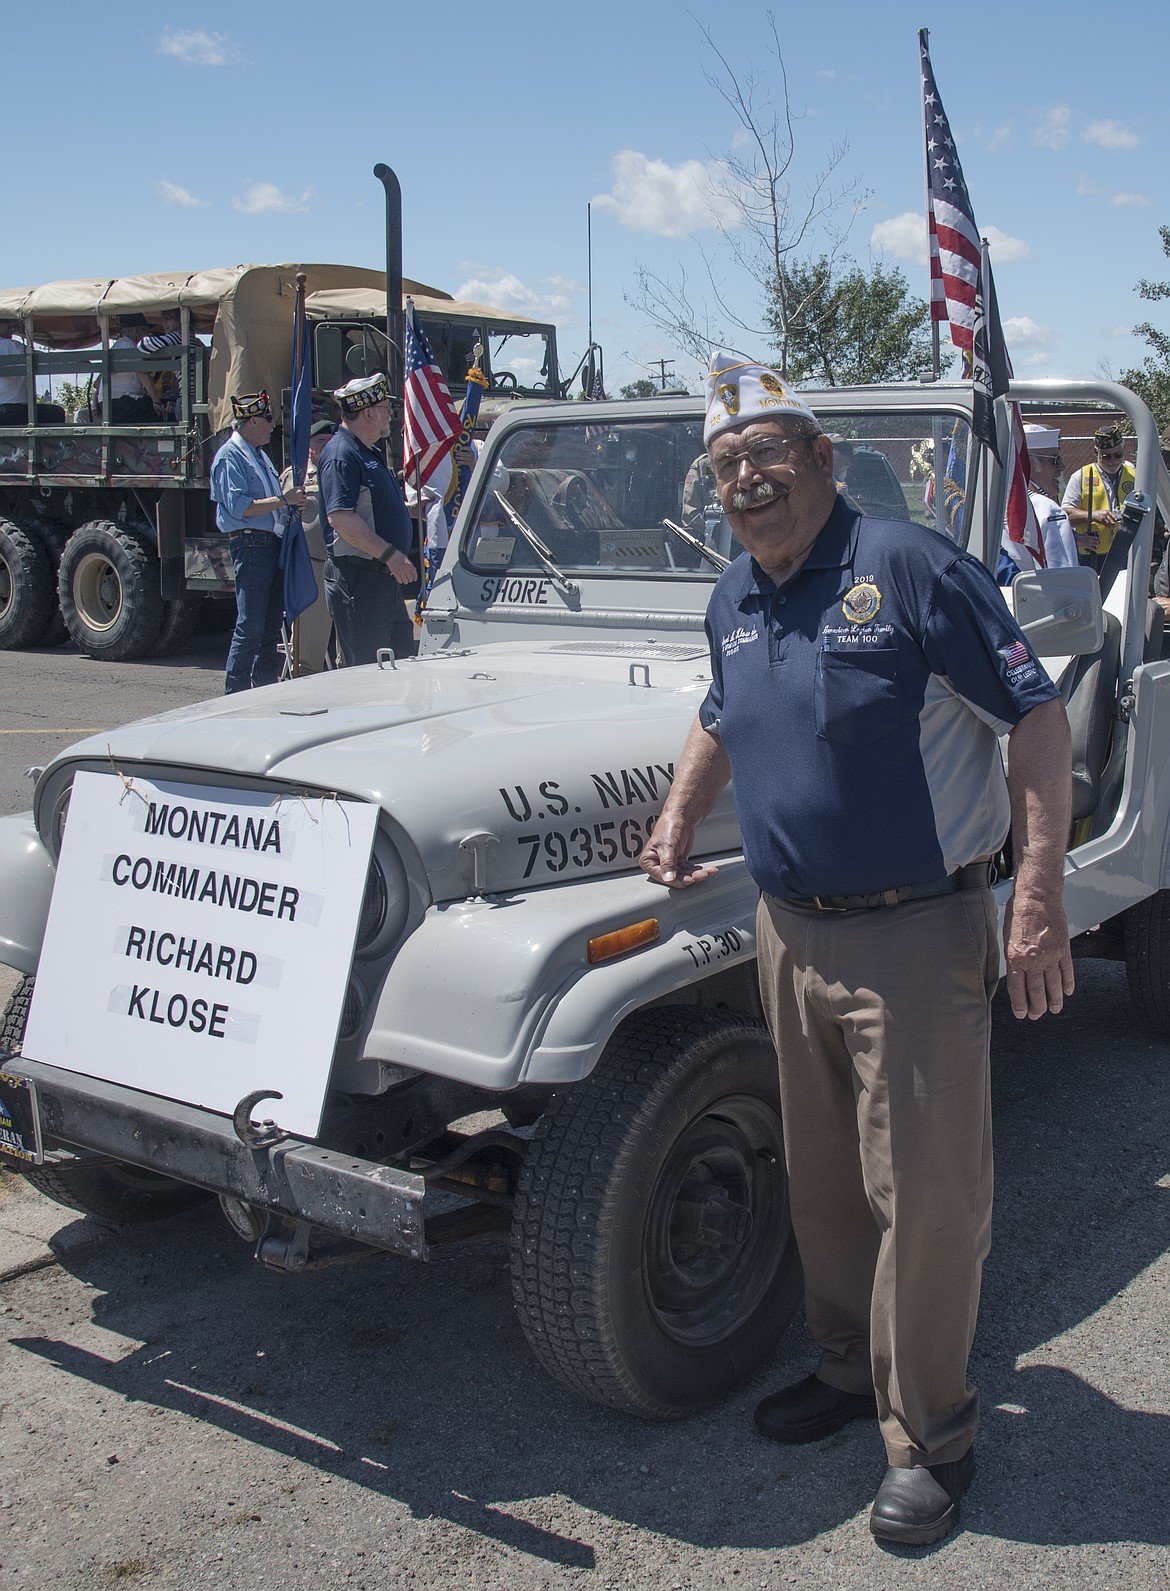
[{"x1": 0, "y1": 1071, "x2": 44, "y2": 1165}]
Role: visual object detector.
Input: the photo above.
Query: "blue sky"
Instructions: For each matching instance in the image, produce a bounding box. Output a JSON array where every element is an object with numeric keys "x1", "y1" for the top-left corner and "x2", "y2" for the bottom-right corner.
[{"x1": 8, "y1": 0, "x2": 1169, "y2": 395}]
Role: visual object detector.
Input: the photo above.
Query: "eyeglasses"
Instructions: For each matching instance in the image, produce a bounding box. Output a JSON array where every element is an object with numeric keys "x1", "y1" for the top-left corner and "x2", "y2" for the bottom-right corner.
[
  {"x1": 710, "y1": 436, "x2": 806, "y2": 485},
  {"x1": 1098, "y1": 447, "x2": 1125, "y2": 462},
  {"x1": 1034, "y1": 452, "x2": 1062, "y2": 468}
]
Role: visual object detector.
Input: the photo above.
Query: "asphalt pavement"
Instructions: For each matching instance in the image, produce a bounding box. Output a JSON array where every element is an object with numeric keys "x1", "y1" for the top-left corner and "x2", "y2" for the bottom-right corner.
[{"x1": 1, "y1": 634, "x2": 1169, "y2": 1588}]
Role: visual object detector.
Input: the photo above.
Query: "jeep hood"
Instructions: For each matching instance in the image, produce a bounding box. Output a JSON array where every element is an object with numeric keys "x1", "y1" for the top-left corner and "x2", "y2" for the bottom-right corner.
[{"x1": 49, "y1": 650, "x2": 738, "y2": 900}]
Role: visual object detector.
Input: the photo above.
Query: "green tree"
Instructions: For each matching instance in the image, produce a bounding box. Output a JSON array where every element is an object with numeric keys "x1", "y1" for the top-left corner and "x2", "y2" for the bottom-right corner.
[
  {"x1": 619, "y1": 378, "x2": 659, "y2": 399},
  {"x1": 1121, "y1": 223, "x2": 1170, "y2": 429},
  {"x1": 770, "y1": 258, "x2": 937, "y2": 386}
]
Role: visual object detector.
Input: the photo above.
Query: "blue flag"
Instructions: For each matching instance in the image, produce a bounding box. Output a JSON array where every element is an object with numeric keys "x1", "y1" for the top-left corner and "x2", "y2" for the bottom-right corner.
[{"x1": 279, "y1": 281, "x2": 319, "y2": 624}]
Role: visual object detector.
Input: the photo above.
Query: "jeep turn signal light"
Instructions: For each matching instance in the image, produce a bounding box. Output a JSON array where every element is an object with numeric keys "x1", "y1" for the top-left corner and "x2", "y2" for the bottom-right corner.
[{"x1": 587, "y1": 918, "x2": 660, "y2": 964}]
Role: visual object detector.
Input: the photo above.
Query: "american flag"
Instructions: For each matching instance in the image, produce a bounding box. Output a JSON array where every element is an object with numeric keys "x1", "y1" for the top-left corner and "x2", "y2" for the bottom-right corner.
[
  {"x1": 981, "y1": 240, "x2": 1044, "y2": 565},
  {"x1": 1001, "y1": 641, "x2": 1031, "y2": 669},
  {"x1": 403, "y1": 299, "x2": 462, "y2": 489},
  {"x1": 921, "y1": 32, "x2": 1042, "y2": 566},
  {"x1": 921, "y1": 30, "x2": 979, "y2": 354}
]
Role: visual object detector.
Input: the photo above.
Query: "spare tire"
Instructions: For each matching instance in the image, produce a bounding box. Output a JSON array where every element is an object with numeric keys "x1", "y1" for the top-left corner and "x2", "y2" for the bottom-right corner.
[
  {"x1": 58, "y1": 518, "x2": 164, "y2": 660},
  {"x1": 0, "y1": 516, "x2": 55, "y2": 649}
]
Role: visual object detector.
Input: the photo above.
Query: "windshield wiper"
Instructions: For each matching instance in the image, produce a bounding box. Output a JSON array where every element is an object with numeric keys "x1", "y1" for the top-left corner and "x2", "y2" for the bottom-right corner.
[
  {"x1": 492, "y1": 491, "x2": 580, "y2": 596},
  {"x1": 662, "y1": 517, "x2": 731, "y2": 572}
]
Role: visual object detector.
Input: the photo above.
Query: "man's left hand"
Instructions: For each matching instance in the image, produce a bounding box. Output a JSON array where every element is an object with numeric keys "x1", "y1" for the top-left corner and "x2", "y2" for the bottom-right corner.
[{"x1": 1004, "y1": 885, "x2": 1074, "y2": 1019}]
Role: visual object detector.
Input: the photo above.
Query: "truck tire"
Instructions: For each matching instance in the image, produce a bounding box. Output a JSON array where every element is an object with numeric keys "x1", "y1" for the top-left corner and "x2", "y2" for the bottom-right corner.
[
  {"x1": 152, "y1": 591, "x2": 203, "y2": 656},
  {"x1": 58, "y1": 519, "x2": 165, "y2": 660},
  {"x1": 0, "y1": 517, "x2": 56, "y2": 649},
  {"x1": 1, "y1": 973, "x2": 207, "y2": 1224},
  {"x1": 24, "y1": 518, "x2": 69, "y2": 646},
  {"x1": 1125, "y1": 891, "x2": 1170, "y2": 1035},
  {"x1": 510, "y1": 1009, "x2": 801, "y2": 1419}
]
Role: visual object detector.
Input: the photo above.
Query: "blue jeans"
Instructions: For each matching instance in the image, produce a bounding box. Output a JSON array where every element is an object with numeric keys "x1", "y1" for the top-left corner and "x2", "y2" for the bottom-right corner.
[{"x1": 224, "y1": 532, "x2": 284, "y2": 693}]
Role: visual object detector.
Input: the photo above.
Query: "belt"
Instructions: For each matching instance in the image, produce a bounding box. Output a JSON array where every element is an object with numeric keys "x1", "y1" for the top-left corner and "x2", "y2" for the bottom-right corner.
[
  {"x1": 780, "y1": 859, "x2": 995, "y2": 913},
  {"x1": 228, "y1": 528, "x2": 279, "y2": 541}
]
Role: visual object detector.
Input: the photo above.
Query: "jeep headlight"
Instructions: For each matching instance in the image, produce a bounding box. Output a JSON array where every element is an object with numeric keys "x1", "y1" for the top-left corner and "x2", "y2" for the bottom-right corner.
[
  {"x1": 357, "y1": 857, "x2": 388, "y2": 950},
  {"x1": 351, "y1": 837, "x2": 410, "y2": 960}
]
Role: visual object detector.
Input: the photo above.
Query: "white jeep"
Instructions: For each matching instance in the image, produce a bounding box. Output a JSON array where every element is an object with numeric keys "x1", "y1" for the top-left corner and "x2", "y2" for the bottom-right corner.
[{"x1": 1, "y1": 379, "x2": 1167, "y2": 1420}]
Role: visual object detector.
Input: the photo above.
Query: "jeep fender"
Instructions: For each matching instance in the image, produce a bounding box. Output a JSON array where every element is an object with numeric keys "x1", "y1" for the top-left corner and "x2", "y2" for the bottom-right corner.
[
  {"x1": 0, "y1": 812, "x2": 55, "y2": 975},
  {"x1": 363, "y1": 856, "x2": 761, "y2": 1090}
]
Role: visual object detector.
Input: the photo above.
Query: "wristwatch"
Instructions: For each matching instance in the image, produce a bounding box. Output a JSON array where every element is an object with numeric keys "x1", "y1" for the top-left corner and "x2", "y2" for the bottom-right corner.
[{"x1": 376, "y1": 544, "x2": 394, "y2": 566}]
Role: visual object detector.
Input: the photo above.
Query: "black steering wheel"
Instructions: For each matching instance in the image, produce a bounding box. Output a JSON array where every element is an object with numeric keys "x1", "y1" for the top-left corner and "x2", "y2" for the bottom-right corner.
[{"x1": 493, "y1": 371, "x2": 517, "y2": 392}]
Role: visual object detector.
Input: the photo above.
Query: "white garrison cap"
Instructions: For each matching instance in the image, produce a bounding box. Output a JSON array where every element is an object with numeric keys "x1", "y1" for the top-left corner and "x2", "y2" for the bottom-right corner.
[
  {"x1": 1023, "y1": 423, "x2": 1061, "y2": 452},
  {"x1": 333, "y1": 371, "x2": 391, "y2": 414},
  {"x1": 703, "y1": 349, "x2": 819, "y2": 446}
]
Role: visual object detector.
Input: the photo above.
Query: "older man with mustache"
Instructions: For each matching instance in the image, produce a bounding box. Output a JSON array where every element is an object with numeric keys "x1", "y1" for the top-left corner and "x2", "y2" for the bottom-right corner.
[{"x1": 641, "y1": 351, "x2": 1074, "y2": 1547}]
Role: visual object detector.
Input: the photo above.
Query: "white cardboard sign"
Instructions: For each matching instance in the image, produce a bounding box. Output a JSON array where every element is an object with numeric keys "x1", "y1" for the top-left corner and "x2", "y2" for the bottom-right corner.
[{"x1": 23, "y1": 771, "x2": 379, "y2": 1138}]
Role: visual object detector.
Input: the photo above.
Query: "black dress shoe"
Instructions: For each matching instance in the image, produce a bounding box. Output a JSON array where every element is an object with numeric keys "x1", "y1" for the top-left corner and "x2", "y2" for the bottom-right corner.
[
  {"x1": 869, "y1": 1447, "x2": 976, "y2": 1546},
  {"x1": 754, "y1": 1373, "x2": 878, "y2": 1444}
]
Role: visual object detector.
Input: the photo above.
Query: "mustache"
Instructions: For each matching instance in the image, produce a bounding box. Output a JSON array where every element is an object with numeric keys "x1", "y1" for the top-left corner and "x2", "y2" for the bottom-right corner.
[{"x1": 730, "y1": 479, "x2": 788, "y2": 512}]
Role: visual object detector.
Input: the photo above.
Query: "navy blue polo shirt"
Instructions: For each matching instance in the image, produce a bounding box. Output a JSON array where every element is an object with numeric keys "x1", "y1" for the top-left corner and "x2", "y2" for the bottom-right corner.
[
  {"x1": 700, "y1": 495, "x2": 1060, "y2": 900},
  {"x1": 316, "y1": 426, "x2": 411, "y2": 558}
]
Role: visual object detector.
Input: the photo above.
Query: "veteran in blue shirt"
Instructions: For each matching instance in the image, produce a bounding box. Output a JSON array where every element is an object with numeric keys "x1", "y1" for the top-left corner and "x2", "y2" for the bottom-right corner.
[
  {"x1": 317, "y1": 372, "x2": 416, "y2": 666},
  {"x1": 210, "y1": 391, "x2": 306, "y2": 694},
  {"x1": 640, "y1": 352, "x2": 1074, "y2": 1548}
]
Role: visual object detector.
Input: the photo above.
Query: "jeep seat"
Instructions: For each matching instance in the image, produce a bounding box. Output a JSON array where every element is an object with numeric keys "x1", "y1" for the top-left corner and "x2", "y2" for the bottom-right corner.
[{"x1": 1061, "y1": 610, "x2": 1121, "y2": 822}]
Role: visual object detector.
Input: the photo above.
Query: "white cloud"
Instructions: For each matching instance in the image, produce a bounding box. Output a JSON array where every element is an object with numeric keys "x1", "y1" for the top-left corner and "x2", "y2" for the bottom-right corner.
[
  {"x1": 232, "y1": 183, "x2": 313, "y2": 215},
  {"x1": 157, "y1": 28, "x2": 238, "y2": 66},
  {"x1": 455, "y1": 271, "x2": 582, "y2": 321},
  {"x1": 1035, "y1": 105, "x2": 1071, "y2": 150},
  {"x1": 591, "y1": 150, "x2": 742, "y2": 239},
  {"x1": 158, "y1": 180, "x2": 207, "y2": 209},
  {"x1": 1105, "y1": 323, "x2": 1134, "y2": 338},
  {"x1": 1004, "y1": 316, "x2": 1054, "y2": 368},
  {"x1": 1085, "y1": 119, "x2": 1140, "y2": 150},
  {"x1": 816, "y1": 68, "x2": 837, "y2": 79},
  {"x1": 1076, "y1": 177, "x2": 1099, "y2": 196},
  {"x1": 1111, "y1": 191, "x2": 1150, "y2": 206},
  {"x1": 870, "y1": 211, "x2": 928, "y2": 265},
  {"x1": 869, "y1": 213, "x2": 1028, "y2": 267},
  {"x1": 982, "y1": 225, "x2": 1031, "y2": 263},
  {"x1": 976, "y1": 123, "x2": 1011, "y2": 152}
]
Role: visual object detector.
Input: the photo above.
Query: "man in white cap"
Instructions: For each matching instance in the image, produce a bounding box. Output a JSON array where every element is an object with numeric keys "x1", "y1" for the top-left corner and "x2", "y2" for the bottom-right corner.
[
  {"x1": 1000, "y1": 424, "x2": 1078, "y2": 578},
  {"x1": 640, "y1": 351, "x2": 1074, "y2": 1546},
  {"x1": 316, "y1": 373, "x2": 416, "y2": 666}
]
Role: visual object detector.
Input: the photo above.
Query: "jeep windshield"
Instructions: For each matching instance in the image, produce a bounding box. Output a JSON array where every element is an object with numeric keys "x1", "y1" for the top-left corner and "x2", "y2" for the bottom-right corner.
[{"x1": 462, "y1": 411, "x2": 978, "y2": 579}]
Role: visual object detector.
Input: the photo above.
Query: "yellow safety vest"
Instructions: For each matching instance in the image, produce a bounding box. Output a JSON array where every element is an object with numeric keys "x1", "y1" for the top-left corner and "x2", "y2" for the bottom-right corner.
[{"x1": 1074, "y1": 460, "x2": 1136, "y2": 558}]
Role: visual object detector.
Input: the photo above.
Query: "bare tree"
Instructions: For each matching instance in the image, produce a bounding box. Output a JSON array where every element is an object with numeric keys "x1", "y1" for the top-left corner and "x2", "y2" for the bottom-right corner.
[{"x1": 629, "y1": 13, "x2": 866, "y2": 376}]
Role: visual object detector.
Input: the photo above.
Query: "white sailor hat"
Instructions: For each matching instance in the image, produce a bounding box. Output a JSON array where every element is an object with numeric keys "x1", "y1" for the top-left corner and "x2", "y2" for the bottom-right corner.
[
  {"x1": 703, "y1": 349, "x2": 819, "y2": 446},
  {"x1": 1023, "y1": 423, "x2": 1061, "y2": 453},
  {"x1": 333, "y1": 372, "x2": 392, "y2": 415}
]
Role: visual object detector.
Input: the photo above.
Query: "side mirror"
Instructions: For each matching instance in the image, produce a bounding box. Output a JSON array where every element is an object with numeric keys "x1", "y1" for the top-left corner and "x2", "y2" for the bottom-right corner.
[{"x1": 1012, "y1": 566, "x2": 1105, "y2": 657}]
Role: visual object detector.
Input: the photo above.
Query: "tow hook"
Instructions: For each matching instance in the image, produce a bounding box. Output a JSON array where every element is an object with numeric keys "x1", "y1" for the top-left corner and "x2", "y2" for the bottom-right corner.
[{"x1": 232, "y1": 1089, "x2": 286, "y2": 1148}]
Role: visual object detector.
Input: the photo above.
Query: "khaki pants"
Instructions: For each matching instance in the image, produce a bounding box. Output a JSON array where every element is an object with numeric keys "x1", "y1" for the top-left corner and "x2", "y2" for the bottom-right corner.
[{"x1": 756, "y1": 887, "x2": 998, "y2": 1467}]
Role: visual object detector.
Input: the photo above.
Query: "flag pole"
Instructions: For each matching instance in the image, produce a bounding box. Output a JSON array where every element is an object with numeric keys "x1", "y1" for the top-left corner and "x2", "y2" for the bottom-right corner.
[
  {"x1": 587, "y1": 202, "x2": 594, "y2": 358},
  {"x1": 919, "y1": 28, "x2": 947, "y2": 540},
  {"x1": 920, "y1": 28, "x2": 941, "y2": 383}
]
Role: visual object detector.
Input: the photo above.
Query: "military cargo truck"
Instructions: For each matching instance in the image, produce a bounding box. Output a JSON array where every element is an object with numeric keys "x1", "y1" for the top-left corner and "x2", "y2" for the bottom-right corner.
[{"x1": 0, "y1": 265, "x2": 565, "y2": 660}]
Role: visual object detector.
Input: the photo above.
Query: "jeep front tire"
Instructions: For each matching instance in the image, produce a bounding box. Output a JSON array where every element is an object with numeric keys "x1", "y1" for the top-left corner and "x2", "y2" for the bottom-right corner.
[{"x1": 510, "y1": 1009, "x2": 800, "y2": 1419}]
